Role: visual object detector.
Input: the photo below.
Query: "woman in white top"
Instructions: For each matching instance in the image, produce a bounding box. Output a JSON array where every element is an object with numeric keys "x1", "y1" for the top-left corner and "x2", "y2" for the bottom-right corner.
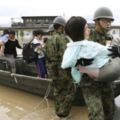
[{"x1": 32, "y1": 30, "x2": 47, "y2": 78}]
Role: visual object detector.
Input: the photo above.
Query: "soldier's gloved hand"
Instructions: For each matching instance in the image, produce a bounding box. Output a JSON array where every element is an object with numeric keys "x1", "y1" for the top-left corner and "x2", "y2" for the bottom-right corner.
[
  {"x1": 76, "y1": 58, "x2": 94, "y2": 66},
  {"x1": 108, "y1": 45, "x2": 120, "y2": 58}
]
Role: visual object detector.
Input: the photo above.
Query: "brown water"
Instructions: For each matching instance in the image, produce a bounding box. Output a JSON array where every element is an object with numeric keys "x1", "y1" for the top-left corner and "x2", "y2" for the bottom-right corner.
[{"x1": 0, "y1": 85, "x2": 88, "y2": 120}]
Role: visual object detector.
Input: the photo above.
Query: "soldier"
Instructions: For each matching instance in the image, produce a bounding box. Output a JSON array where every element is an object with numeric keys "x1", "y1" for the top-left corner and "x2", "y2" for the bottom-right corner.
[
  {"x1": 80, "y1": 7, "x2": 115, "y2": 120},
  {"x1": 45, "y1": 16, "x2": 75, "y2": 120}
]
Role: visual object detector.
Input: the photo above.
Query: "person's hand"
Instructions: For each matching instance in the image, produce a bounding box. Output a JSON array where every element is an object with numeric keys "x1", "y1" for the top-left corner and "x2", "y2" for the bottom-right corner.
[
  {"x1": 34, "y1": 45, "x2": 42, "y2": 52},
  {"x1": 108, "y1": 45, "x2": 120, "y2": 58},
  {"x1": 76, "y1": 58, "x2": 94, "y2": 66}
]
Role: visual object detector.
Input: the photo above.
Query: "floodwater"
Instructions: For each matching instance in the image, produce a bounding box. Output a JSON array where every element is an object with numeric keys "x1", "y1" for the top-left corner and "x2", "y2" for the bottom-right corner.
[
  {"x1": 0, "y1": 85, "x2": 88, "y2": 120},
  {"x1": 1, "y1": 84, "x2": 120, "y2": 120}
]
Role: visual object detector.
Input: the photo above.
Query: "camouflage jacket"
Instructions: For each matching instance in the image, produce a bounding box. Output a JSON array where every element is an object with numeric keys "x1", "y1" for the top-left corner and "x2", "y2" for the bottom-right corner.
[
  {"x1": 90, "y1": 29, "x2": 109, "y2": 45},
  {"x1": 45, "y1": 32, "x2": 71, "y2": 81}
]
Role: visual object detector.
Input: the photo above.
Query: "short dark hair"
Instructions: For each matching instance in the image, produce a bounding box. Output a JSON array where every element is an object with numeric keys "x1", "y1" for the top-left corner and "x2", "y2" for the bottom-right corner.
[
  {"x1": 65, "y1": 16, "x2": 87, "y2": 41},
  {"x1": 3, "y1": 29, "x2": 10, "y2": 35},
  {"x1": 9, "y1": 30, "x2": 15, "y2": 35},
  {"x1": 33, "y1": 30, "x2": 44, "y2": 36}
]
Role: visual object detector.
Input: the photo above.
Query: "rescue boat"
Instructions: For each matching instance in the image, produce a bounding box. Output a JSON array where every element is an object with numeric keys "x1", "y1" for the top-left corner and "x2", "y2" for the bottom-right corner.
[{"x1": 0, "y1": 57, "x2": 86, "y2": 106}]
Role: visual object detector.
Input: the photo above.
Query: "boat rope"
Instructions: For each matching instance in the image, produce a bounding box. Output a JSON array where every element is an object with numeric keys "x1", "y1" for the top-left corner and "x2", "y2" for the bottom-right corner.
[
  {"x1": 10, "y1": 72, "x2": 53, "y2": 111},
  {"x1": 11, "y1": 73, "x2": 18, "y2": 83},
  {"x1": 4, "y1": 61, "x2": 9, "y2": 69},
  {"x1": 32, "y1": 80, "x2": 52, "y2": 111}
]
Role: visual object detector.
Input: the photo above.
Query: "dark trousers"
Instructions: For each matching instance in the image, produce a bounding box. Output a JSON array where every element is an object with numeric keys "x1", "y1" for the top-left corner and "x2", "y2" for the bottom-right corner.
[{"x1": 36, "y1": 57, "x2": 47, "y2": 78}]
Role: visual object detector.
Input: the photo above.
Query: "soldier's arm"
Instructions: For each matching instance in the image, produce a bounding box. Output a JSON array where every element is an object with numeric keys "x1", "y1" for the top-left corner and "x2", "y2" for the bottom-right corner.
[
  {"x1": 111, "y1": 35, "x2": 120, "y2": 46},
  {"x1": 108, "y1": 36, "x2": 120, "y2": 58},
  {"x1": 108, "y1": 45, "x2": 120, "y2": 58}
]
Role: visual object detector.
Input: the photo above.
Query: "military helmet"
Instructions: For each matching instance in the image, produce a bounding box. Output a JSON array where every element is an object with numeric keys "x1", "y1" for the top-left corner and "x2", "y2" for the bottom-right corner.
[
  {"x1": 53, "y1": 16, "x2": 66, "y2": 27},
  {"x1": 48, "y1": 24, "x2": 54, "y2": 32},
  {"x1": 93, "y1": 7, "x2": 114, "y2": 21}
]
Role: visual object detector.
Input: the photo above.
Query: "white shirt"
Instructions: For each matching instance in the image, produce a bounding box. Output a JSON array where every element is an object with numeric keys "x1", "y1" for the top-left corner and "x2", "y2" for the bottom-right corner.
[{"x1": 32, "y1": 38, "x2": 45, "y2": 58}]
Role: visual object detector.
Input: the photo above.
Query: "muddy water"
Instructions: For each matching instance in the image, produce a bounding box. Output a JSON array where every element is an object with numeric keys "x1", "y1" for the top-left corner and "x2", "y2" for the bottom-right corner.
[{"x1": 0, "y1": 85, "x2": 88, "y2": 120}]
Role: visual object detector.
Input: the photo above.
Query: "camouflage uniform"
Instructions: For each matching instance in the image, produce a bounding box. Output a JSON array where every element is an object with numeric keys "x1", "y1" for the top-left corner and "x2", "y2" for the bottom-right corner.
[
  {"x1": 45, "y1": 32, "x2": 75, "y2": 117},
  {"x1": 80, "y1": 30, "x2": 115, "y2": 120}
]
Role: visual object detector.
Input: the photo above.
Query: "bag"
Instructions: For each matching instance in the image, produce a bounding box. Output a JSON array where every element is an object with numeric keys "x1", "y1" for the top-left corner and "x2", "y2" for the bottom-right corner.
[
  {"x1": 97, "y1": 57, "x2": 120, "y2": 82},
  {"x1": 22, "y1": 42, "x2": 38, "y2": 64}
]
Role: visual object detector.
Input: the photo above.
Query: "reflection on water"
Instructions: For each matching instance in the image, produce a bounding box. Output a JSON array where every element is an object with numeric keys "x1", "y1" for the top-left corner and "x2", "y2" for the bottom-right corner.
[{"x1": 0, "y1": 85, "x2": 88, "y2": 120}]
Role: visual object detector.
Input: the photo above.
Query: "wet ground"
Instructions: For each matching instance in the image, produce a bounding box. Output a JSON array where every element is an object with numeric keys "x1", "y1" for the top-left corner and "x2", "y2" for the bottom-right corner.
[{"x1": 1, "y1": 84, "x2": 120, "y2": 120}]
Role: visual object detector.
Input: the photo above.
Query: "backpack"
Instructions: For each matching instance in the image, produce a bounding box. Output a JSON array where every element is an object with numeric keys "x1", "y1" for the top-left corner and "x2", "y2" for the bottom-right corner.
[{"x1": 22, "y1": 41, "x2": 38, "y2": 64}]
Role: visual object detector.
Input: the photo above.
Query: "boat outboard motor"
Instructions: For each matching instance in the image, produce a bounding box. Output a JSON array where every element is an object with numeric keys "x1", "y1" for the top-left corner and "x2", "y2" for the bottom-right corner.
[{"x1": 96, "y1": 57, "x2": 120, "y2": 82}]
